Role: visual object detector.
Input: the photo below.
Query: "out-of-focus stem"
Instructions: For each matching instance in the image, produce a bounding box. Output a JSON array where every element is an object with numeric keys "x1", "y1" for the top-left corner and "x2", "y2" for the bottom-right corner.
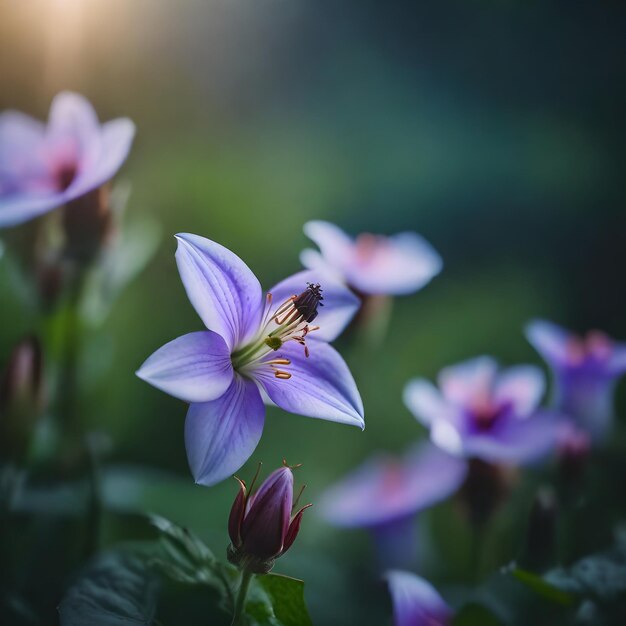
[{"x1": 231, "y1": 569, "x2": 254, "y2": 626}]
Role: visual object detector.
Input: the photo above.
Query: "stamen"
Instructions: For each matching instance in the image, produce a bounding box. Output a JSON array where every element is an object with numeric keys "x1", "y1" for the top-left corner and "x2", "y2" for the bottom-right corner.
[
  {"x1": 265, "y1": 358, "x2": 291, "y2": 365},
  {"x1": 274, "y1": 370, "x2": 292, "y2": 379}
]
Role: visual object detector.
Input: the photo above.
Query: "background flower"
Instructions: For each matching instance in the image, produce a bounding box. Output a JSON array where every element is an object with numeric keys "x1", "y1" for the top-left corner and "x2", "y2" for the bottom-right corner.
[
  {"x1": 300, "y1": 220, "x2": 442, "y2": 296},
  {"x1": 0, "y1": 92, "x2": 135, "y2": 228},
  {"x1": 404, "y1": 356, "x2": 560, "y2": 465},
  {"x1": 526, "y1": 319, "x2": 626, "y2": 443}
]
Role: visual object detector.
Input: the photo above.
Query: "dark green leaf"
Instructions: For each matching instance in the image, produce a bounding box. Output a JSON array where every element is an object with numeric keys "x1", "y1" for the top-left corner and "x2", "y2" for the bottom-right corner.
[
  {"x1": 58, "y1": 552, "x2": 159, "y2": 626},
  {"x1": 453, "y1": 603, "x2": 504, "y2": 626},
  {"x1": 512, "y1": 568, "x2": 575, "y2": 606}
]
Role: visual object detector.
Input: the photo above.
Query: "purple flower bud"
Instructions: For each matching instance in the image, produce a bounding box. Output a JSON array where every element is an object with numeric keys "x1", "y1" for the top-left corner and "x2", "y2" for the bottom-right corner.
[
  {"x1": 227, "y1": 464, "x2": 311, "y2": 574},
  {"x1": 0, "y1": 336, "x2": 45, "y2": 462}
]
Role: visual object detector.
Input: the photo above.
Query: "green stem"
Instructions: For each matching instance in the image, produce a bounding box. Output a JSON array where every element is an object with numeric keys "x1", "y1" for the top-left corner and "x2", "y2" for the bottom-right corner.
[{"x1": 231, "y1": 569, "x2": 253, "y2": 626}]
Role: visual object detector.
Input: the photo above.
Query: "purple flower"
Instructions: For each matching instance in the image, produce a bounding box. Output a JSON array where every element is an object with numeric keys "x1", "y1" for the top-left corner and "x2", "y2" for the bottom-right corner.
[
  {"x1": 227, "y1": 464, "x2": 311, "y2": 573},
  {"x1": 300, "y1": 220, "x2": 442, "y2": 296},
  {"x1": 0, "y1": 92, "x2": 135, "y2": 228},
  {"x1": 526, "y1": 319, "x2": 626, "y2": 443},
  {"x1": 319, "y1": 442, "x2": 467, "y2": 569},
  {"x1": 385, "y1": 570, "x2": 452, "y2": 626},
  {"x1": 403, "y1": 357, "x2": 561, "y2": 465},
  {"x1": 137, "y1": 233, "x2": 364, "y2": 486}
]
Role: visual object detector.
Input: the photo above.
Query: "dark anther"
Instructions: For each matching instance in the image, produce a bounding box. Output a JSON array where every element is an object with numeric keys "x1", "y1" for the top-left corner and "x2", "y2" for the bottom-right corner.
[{"x1": 293, "y1": 283, "x2": 324, "y2": 323}]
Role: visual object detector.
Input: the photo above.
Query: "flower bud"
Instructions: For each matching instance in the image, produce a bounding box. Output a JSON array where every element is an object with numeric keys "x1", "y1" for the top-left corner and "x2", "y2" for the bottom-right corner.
[
  {"x1": 227, "y1": 464, "x2": 311, "y2": 574},
  {"x1": 0, "y1": 337, "x2": 45, "y2": 463}
]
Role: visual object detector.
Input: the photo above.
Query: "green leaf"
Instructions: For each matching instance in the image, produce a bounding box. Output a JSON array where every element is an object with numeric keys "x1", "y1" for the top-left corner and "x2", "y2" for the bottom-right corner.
[
  {"x1": 453, "y1": 603, "x2": 504, "y2": 626},
  {"x1": 58, "y1": 552, "x2": 159, "y2": 626},
  {"x1": 511, "y1": 568, "x2": 575, "y2": 607},
  {"x1": 149, "y1": 514, "x2": 227, "y2": 590},
  {"x1": 249, "y1": 574, "x2": 313, "y2": 626}
]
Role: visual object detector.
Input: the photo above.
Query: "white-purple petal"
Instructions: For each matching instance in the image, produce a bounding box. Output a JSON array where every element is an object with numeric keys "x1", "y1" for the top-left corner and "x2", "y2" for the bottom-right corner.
[
  {"x1": 175, "y1": 233, "x2": 264, "y2": 351},
  {"x1": 319, "y1": 442, "x2": 467, "y2": 528},
  {"x1": 253, "y1": 341, "x2": 364, "y2": 428},
  {"x1": 302, "y1": 220, "x2": 352, "y2": 268},
  {"x1": 267, "y1": 269, "x2": 360, "y2": 342},
  {"x1": 494, "y1": 365, "x2": 545, "y2": 416},
  {"x1": 403, "y1": 378, "x2": 454, "y2": 427},
  {"x1": 136, "y1": 331, "x2": 233, "y2": 403},
  {"x1": 525, "y1": 319, "x2": 573, "y2": 365},
  {"x1": 185, "y1": 375, "x2": 265, "y2": 486},
  {"x1": 385, "y1": 570, "x2": 452, "y2": 626},
  {"x1": 343, "y1": 232, "x2": 442, "y2": 296},
  {"x1": 438, "y1": 356, "x2": 498, "y2": 406}
]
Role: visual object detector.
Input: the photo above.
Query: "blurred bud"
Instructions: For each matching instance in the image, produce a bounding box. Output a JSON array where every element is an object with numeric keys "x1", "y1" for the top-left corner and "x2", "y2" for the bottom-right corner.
[
  {"x1": 62, "y1": 185, "x2": 114, "y2": 263},
  {"x1": 458, "y1": 459, "x2": 515, "y2": 528},
  {"x1": 227, "y1": 463, "x2": 311, "y2": 574},
  {"x1": 0, "y1": 337, "x2": 45, "y2": 463},
  {"x1": 523, "y1": 487, "x2": 557, "y2": 570}
]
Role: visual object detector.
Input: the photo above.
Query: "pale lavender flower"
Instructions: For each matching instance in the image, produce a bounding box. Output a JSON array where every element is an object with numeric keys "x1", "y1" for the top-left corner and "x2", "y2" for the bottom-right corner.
[
  {"x1": 137, "y1": 233, "x2": 364, "y2": 486},
  {"x1": 300, "y1": 220, "x2": 442, "y2": 296},
  {"x1": 319, "y1": 442, "x2": 467, "y2": 569},
  {"x1": 526, "y1": 319, "x2": 626, "y2": 443},
  {"x1": 385, "y1": 570, "x2": 452, "y2": 626},
  {"x1": 0, "y1": 92, "x2": 135, "y2": 228},
  {"x1": 404, "y1": 357, "x2": 560, "y2": 465}
]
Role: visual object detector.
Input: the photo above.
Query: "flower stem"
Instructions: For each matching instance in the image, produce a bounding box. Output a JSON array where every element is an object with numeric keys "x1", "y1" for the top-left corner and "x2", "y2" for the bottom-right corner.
[{"x1": 231, "y1": 569, "x2": 254, "y2": 626}]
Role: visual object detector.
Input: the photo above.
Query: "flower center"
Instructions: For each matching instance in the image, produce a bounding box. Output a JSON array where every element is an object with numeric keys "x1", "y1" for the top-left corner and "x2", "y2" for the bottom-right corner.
[
  {"x1": 231, "y1": 283, "x2": 324, "y2": 379},
  {"x1": 56, "y1": 162, "x2": 78, "y2": 191}
]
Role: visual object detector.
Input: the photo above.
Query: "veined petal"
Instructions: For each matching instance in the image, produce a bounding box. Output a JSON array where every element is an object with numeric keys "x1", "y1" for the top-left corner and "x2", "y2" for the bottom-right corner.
[
  {"x1": 495, "y1": 365, "x2": 545, "y2": 416},
  {"x1": 175, "y1": 233, "x2": 264, "y2": 351},
  {"x1": 185, "y1": 375, "x2": 265, "y2": 486},
  {"x1": 403, "y1": 378, "x2": 452, "y2": 427},
  {"x1": 525, "y1": 319, "x2": 573, "y2": 365},
  {"x1": 136, "y1": 331, "x2": 233, "y2": 403},
  {"x1": 254, "y1": 341, "x2": 364, "y2": 428},
  {"x1": 267, "y1": 269, "x2": 360, "y2": 342},
  {"x1": 438, "y1": 356, "x2": 497, "y2": 406},
  {"x1": 303, "y1": 220, "x2": 352, "y2": 267},
  {"x1": 344, "y1": 232, "x2": 442, "y2": 296},
  {"x1": 385, "y1": 570, "x2": 452, "y2": 626}
]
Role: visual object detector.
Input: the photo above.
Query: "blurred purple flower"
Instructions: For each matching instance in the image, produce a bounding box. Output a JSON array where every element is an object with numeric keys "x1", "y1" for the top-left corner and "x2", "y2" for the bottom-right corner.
[
  {"x1": 0, "y1": 92, "x2": 135, "y2": 228},
  {"x1": 137, "y1": 233, "x2": 364, "y2": 486},
  {"x1": 300, "y1": 220, "x2": 442, "y2": 296},
  {"x1": 385, "y1": 570, "x2": 452, "y2": 626},
  {"x1": 227, "y1": 464, "x2": 311, "y2": 573},
  {"x1": 319, "y1": 442, "x2": 467, "y2": 569},
  {"x1": 526, "y1": 319, "x2": 626, "y2": 443},
  {"x1": 404, "y1": 356, "x2": 561, "y2": 465}
]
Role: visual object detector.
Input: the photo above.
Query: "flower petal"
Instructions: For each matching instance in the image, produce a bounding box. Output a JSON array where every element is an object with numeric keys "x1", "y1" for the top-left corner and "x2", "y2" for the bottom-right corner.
[
  {"x1": 185, "y1": 375, "x2": 265, "y2": 486},
  {"x1": 403, "y1": 378, "x2": 453, "y2": 427},
  {"x1": 319, "y1": 442, "x2": 467, "y2": 528},
  {"x1": 344, "y1": 232, "x2": 442, "y2": 296},
  {"x1": 463, "y1": 411, "x2": 562, "y2": 464},
  {"x1": 254, "y1": 341, "x2": 364, "y2": 428},
  {"x1": 175, "y1": 233, "x2": 264, "y2": 351},
  {"x1": 385, "y1": 570, "x2": 452, "y2": 626},
  {"x1": 495, "y1": 365, "x2": 545, "y2": 416},
  {"x1": 68, "y1": 118, "x2": 135, "y2": 198},
  {"x1": 47, "y1": 91, "x2": 100, "y2": 158},
  {"x1": 525, "y1": 319, "x2": 573, "y2": 365},
  {"x1": 438, "y1": 356, "x2": 498, "y2": 406},
  {"x1": 303, "y1": 220, "x2": 352, "y2": 268},
  {"x1": 267, "y1": 269, "x2": 360, "y2": 342},
  {"x1": 136, "y1": 331, "x2": 233, "y2": 403}
]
